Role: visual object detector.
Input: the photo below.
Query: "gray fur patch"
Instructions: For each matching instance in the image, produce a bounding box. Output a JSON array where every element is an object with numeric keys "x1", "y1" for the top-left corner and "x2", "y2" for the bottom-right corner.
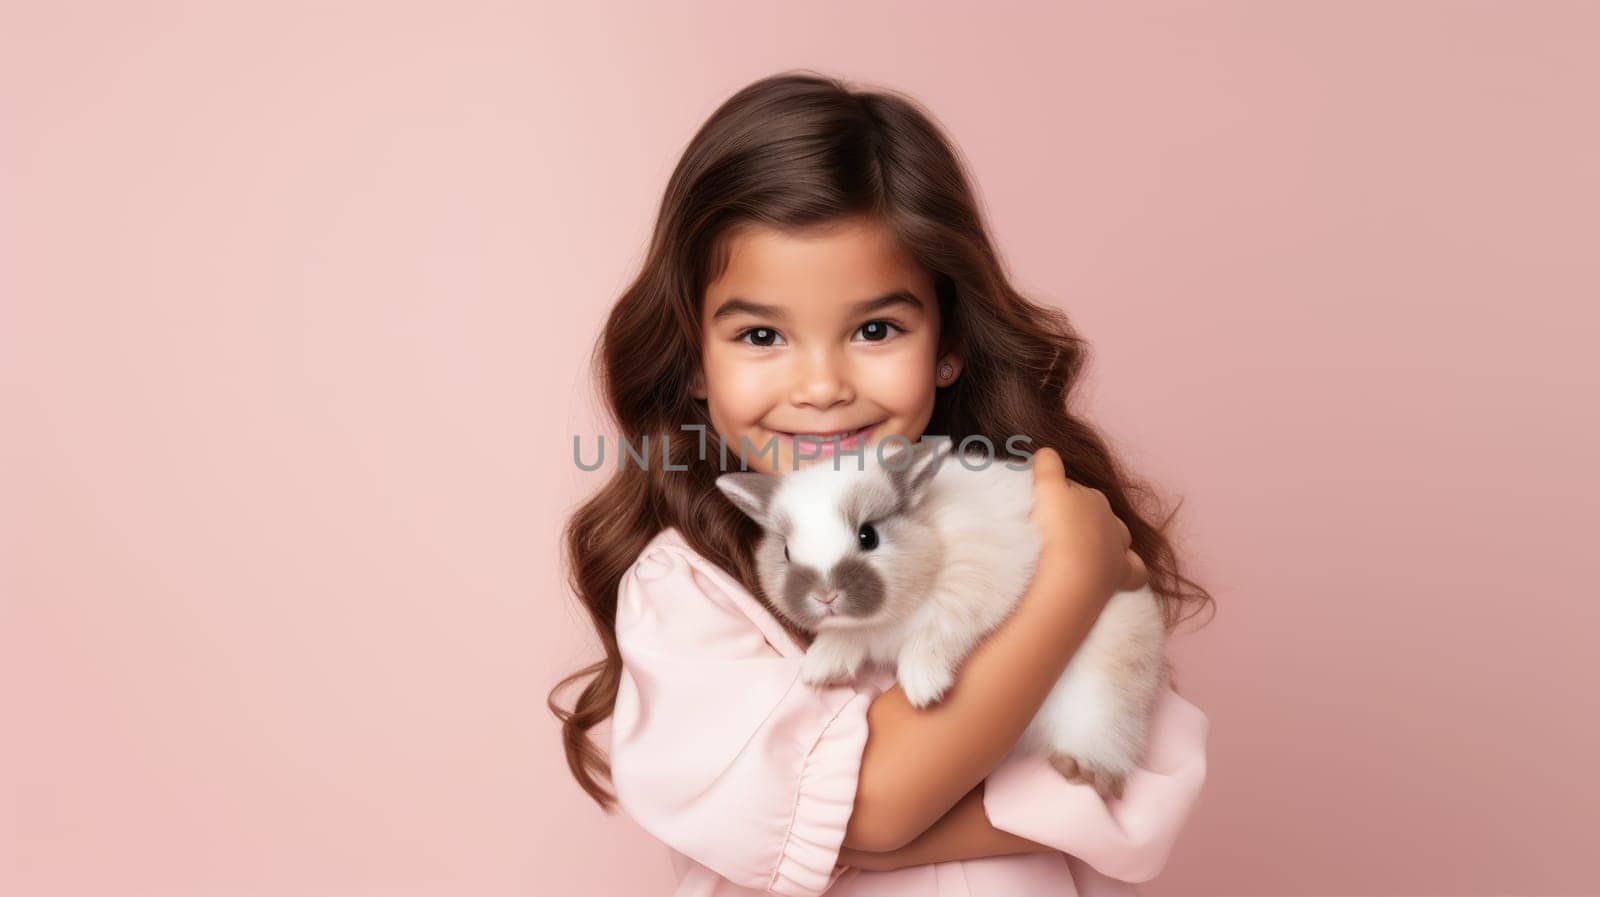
[
  {"x1": 843, "y1": 477, "x2": 905, "y2": 527},
  {"x1": 831, "y1": 555, "x2": 885, "y2": 617},
  {"x1": 783, "y1": 563, "x2": 820, "y2": 613}
]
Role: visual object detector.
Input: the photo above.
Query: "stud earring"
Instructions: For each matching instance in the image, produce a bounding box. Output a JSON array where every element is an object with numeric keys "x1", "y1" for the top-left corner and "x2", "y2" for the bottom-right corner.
[{"x1": 938, "y1": 362, "x2": 954, "y2": 382}]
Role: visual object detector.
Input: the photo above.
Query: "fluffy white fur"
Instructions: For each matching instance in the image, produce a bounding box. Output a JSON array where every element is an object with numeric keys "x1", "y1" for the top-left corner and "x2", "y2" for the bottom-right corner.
[{"x1": 715, "y1": 440, "x2": 1169, "y2": 799}]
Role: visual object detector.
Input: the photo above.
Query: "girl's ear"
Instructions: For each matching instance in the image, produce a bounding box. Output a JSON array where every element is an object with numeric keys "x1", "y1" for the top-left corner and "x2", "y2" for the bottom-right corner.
[
  {"x1": 937, "y1": 355, "x2": 962, "y2": 386},
  {"x1": 716, "y1": 471, "x2": 778, "y2": 527},
  {"x1": 690, "y1": 367, "x2": 707, "y2": 401}
]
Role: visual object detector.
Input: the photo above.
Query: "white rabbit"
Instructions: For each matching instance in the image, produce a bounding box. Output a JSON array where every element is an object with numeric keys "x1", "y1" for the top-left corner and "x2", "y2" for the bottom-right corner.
[{"x1": 715, "y1": 438, "x2": 1169, "y2": 799}]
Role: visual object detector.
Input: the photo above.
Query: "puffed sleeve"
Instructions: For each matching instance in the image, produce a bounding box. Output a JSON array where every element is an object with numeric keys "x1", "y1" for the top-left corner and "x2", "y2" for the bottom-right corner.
[
  {"x1": 981, "y1": 687, "x2": 1211, "y2": 884},
  {"x1": 609, "y1": 540, "x2": 881, "y2": 897}
]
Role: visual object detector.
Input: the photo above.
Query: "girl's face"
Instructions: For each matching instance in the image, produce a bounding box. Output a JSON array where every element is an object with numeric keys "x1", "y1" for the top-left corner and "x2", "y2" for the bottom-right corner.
[{"x1": 693, "y1": 215, "x2": 960, "y2": 475}]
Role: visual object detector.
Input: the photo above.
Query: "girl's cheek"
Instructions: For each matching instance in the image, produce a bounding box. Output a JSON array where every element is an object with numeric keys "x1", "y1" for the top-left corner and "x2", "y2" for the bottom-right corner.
[
  {"x1": 704, "y1": 353, "x2": 779, "y2": 421},
  {"x1": 858, "y1": 348, "x2": 937, "y2": 407},
  {"x1": 725, "y1": 368, "x2": 779, "y2": 414}
]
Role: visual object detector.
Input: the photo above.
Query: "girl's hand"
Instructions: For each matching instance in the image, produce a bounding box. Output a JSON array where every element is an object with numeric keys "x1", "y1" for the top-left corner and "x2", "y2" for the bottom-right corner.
[{"x1": 1028, "y1": 446, "x2": 1148, "y2": 599}]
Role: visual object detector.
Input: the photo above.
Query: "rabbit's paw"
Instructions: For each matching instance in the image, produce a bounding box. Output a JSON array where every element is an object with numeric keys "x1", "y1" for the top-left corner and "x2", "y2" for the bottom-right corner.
[
  {"x1": 896, "y1": 653, "x2": 955, "y2": 709},
  {"x1": 1049, "y1": 753, "x2": 1129, "y2": 801},
  {"x1": 800, "y1": 636, "x2": 864, "y2": 687}
]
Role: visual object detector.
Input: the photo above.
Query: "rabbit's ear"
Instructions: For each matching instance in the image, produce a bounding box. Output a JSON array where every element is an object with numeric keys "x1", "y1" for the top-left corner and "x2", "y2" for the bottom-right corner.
[
  {"x1": 716, "y1": 471, "x2": 779, "y2": 526},
  {"x1": 886, "y1": 438, "x2": 952, "y2": 511}
]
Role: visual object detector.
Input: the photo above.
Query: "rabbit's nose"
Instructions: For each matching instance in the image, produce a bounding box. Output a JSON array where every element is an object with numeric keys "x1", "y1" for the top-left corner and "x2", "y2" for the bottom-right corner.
[{"x1": 815, "y1": 589, "x2": 841, "y2": 606}]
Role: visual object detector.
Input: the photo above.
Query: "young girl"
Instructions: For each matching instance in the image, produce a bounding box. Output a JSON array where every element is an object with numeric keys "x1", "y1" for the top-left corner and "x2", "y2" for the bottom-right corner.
[{"x1": 551, "y1": 71, "x2": 1216, "y2": 896}]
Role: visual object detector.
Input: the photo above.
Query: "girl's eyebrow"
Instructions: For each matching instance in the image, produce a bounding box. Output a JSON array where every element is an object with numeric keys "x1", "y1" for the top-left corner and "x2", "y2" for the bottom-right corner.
[{"x1": 710, "y1": 289, "x2": 923, "y2": 323}]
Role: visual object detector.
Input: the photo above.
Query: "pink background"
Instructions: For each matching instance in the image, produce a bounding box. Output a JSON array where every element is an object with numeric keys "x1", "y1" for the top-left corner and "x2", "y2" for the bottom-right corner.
[{"x1": 6, "y1": 2, "x2": 1597, "y2": 895}]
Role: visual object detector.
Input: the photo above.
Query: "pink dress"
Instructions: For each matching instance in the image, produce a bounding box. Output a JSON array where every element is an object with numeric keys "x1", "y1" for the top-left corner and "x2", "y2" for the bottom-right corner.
[{"x1": 610, "y1": 526, "x2": 1210, "y2": 897}]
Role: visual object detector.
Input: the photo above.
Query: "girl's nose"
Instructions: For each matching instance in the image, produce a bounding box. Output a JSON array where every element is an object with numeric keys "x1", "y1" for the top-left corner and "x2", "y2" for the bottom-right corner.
[{"x1": 791, "y1": 351, "x2": 855, "y2": 409}]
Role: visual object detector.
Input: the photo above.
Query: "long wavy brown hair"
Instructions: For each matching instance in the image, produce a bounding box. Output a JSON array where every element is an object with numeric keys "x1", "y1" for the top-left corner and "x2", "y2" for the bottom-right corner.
[{"x1": 549, "y1": 70, "x2": 1216, "y2": 812}]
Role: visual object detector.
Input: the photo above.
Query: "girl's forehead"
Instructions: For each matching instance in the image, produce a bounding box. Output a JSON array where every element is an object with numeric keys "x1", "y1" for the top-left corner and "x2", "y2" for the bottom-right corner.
[
  {"x1": 719, "y1": 218, "x2": 910, "y2": 273},
  {"x1": 704, "y1": 221, "x2": 934, "y2": 324}
]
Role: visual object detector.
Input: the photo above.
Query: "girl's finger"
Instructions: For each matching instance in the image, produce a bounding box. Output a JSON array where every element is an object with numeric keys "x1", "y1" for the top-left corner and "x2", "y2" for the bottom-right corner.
[
  {"x1": 1124, "y1": 550, "x2": 1150, "y2": 591},
  {"x1": 1032, "y1": 446, "x2": 1064, "y2": 480}
]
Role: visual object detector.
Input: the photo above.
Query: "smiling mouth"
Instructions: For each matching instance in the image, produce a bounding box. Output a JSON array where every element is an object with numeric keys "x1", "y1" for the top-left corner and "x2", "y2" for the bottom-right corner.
[{"x1": 774, "y1": 422, "x2": 883, "y2": 440}]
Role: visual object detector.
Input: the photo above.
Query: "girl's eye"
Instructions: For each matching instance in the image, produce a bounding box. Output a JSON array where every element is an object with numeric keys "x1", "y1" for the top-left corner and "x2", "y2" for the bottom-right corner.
[
  {"x1": 737, "y1": 327, "x2": 784, "y2": 348},
  {"x1": 857, "y1": 523, "x2": 879, "y2": 551},
  {"x1": 855, "y1": 320, "x2": 904, "y2": 342},
  {"x1": 737, "y1": 322, "x2": 903, "y2": 347}
]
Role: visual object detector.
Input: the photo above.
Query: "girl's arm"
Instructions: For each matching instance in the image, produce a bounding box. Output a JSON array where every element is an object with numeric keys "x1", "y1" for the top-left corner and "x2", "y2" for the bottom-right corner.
[
  {"x1": 841, "y1": 558, "x2": 1109, "y2": 851},
  {"x1": 840, "y1": 447, "x2": 1142, "y2": 853},
  {"x1": 840, "y1": 780, "x2": 1051, "y2": 871},
  {"x1": 845, "y1": 685, "x2": 1213, "y2": 882}
]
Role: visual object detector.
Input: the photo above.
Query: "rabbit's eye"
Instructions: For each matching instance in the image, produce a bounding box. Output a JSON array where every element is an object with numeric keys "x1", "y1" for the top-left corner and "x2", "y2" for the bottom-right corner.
[
  {"x1": 857, "y1": 523, "x2": 879, "y2": 551},
  {"x1": 783, "y1": 543, "x2": 789, "y2": 561}
]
